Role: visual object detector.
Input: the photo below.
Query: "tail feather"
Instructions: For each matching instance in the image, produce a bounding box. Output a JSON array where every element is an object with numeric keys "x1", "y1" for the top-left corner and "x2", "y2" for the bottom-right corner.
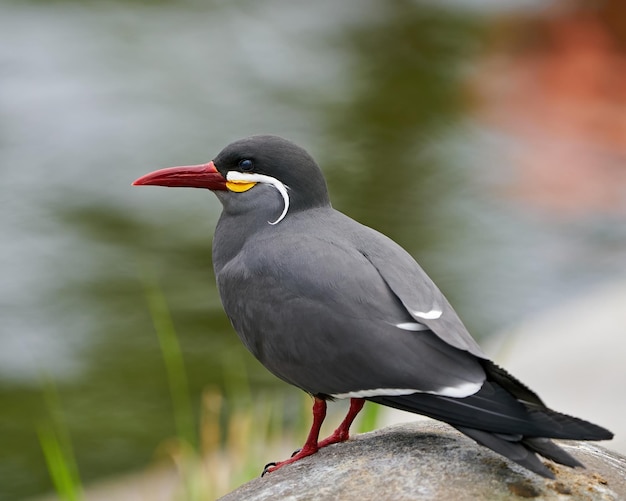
[
  {"x1": 523, "y1": 437, "x2": 583, "y2": 468},
  {"x1": 368, "y1": 378, "x2": 613, "y2": 477},
  {"x1": 455, "y1": 425, "x2": 555, "y2": 478},
  {"x1": 369, "y1": 382, "x2": 612, "y2": 439}
]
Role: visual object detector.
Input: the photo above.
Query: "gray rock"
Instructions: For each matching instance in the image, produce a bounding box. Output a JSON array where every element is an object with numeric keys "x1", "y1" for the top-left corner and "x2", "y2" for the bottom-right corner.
[{"x1": 219, "y1": 420, "x2": 626, "y2": 501}]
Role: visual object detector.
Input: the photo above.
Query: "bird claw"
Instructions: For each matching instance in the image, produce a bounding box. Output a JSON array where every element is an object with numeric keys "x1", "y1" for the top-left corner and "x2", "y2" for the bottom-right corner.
[
  {"x1": 261, "y1": 462, "x2": 277, "y2": 477},
  {"x1": 290, "y1": 448, "x2": 302, "y2": 458}
]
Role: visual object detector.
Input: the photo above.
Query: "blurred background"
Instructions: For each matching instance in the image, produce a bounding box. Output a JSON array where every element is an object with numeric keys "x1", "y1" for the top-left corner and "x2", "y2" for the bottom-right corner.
[{"x1": 2, "y1": 0, "x2": 625, "y2": 499}]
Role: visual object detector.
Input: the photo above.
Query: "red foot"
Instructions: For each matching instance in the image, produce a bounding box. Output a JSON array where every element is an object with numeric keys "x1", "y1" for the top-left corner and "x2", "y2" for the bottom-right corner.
[
  {"x1": 261, "y1": 398, "x2": 365, "y2": 476},
  {"x1": 319, "y1": 398, "x2": 365, "y2": 448},
  {"x1": 318, "y1": 428, "x2": 350, "y2": 448},
  {"x1": 262, "y1": 444, "x2": 319, "y2": 475}
]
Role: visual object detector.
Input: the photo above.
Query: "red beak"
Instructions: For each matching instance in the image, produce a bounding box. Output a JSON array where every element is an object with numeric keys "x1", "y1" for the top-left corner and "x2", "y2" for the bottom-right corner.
[{"x1": 132, "y1": 161, "x2": 227, "y2": 190}]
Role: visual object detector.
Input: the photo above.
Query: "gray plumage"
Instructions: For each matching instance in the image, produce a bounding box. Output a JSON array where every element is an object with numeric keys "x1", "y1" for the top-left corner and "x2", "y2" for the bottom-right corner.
[{"x1": 135, "y1": 134, "x2": 613, "y2": 478}]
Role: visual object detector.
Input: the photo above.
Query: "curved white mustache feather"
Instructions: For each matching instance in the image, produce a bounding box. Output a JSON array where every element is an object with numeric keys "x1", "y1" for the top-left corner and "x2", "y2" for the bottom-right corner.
[{"x1": 226, "y1": 171, "x2": 291, "y2": 225}]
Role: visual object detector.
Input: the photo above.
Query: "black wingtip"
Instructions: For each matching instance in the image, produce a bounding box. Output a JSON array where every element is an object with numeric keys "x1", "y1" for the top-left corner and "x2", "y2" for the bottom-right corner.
[{"x1": 525, "y1": 406, "x2": 614, "y2": 441}]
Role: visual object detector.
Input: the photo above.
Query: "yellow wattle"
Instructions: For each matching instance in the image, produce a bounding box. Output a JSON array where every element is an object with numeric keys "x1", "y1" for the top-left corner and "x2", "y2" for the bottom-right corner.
[{"x1": 226, "y1": 181, "x2": 257, "y2": 193}]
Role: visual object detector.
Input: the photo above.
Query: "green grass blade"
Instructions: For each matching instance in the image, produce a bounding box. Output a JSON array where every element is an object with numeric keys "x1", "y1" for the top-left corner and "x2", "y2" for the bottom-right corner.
[
  {"x1": 37, "y1": 383, "x2": 83, "y2": 501},
  {"x1": 139, "y1": 265, "x2": 198, "y2": 450}
]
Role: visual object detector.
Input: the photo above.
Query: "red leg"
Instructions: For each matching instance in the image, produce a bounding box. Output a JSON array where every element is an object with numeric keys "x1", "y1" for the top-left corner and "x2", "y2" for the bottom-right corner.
[
  {"x1": 263, "y1": 397, "x2": 327, "y2": 474},
  {"x1": 318, "y1": 398, "x2": 365, "y2": 448}
]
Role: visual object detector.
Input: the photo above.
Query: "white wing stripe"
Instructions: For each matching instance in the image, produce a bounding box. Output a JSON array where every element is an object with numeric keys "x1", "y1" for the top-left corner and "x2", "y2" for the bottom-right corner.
[
  {"x1": 396, "y1": 322, "x2": 429, "y2": 331},
  {"x1": 332, "y1": 380, "x2": 482, "y2": 400},
  {"x1": 413, "y1": 308, "x2": 442, "y2": 320}
]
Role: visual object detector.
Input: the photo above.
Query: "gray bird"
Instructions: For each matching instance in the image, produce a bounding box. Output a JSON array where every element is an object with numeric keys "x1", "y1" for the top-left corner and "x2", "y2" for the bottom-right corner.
[{"x1": 133, "y1": 135, "x2": 612, "y2": 478}]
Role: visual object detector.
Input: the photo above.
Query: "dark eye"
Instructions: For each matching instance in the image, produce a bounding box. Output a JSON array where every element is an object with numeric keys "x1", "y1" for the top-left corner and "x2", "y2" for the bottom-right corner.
[{"x1": 238, "y1": 159, "x2": 254, "y2": 171}]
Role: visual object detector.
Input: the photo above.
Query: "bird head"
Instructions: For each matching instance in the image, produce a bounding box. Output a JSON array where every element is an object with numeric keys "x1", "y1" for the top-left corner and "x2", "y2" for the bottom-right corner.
[{"x1": 133, "y1": 135, "x2": 330, "y2": 225}]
